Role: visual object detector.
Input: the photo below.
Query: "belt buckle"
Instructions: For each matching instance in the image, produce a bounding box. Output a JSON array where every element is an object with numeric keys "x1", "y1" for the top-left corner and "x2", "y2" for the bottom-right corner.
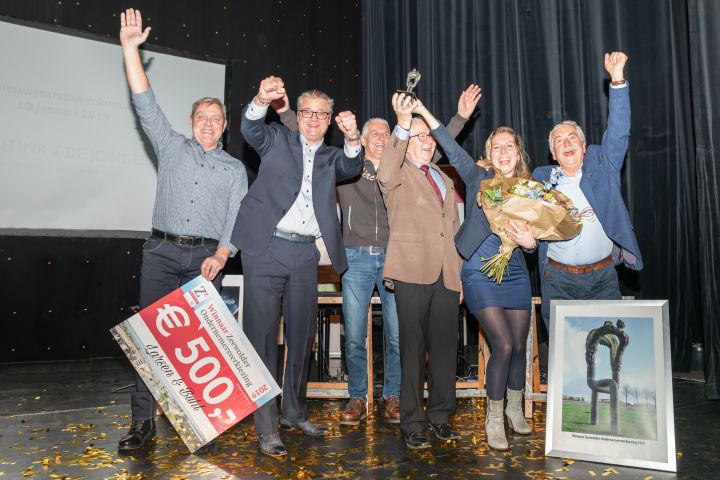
[
  {"x1": 177, "y1": 236, "x2": 195, "y2": 246},
  {"x1": 369, "y1": 246, "x2": 383, "y2": 255}
]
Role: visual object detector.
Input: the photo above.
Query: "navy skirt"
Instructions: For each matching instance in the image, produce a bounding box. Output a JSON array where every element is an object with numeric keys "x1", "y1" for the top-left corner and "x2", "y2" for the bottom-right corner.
[{"x1": 461, "y1": 234, "x2": 531, "y2": 312}]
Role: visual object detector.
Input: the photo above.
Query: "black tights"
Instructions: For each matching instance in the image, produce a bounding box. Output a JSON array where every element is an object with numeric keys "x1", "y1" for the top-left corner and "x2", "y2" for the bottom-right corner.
[{"x1": 474, "y1": 307, "x2": 530, "y2": 401}]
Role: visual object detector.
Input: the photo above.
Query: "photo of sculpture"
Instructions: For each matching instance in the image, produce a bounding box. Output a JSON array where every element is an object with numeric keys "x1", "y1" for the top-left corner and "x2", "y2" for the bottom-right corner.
[{"x1": 560, "y1": 316, "x2": 658, "y2": 440}]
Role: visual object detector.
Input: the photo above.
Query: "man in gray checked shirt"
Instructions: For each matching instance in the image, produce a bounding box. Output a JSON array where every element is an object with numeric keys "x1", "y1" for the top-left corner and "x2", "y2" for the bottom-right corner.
[{"x1": 117, "y1": 9, "x2": 248, "y2": 453}]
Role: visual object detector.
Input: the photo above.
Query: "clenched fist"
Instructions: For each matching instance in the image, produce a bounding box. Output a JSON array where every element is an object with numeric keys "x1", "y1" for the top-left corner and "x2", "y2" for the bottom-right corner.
[
  {"x1": 604, "y1": 52, "x2": 628, "y2": 83},
  {"x1": 335, "y1": 111, "x2": 359, "y2": 141},
  {"x1": 256, "y1": 76, "x2": 285, "y2": 106}
]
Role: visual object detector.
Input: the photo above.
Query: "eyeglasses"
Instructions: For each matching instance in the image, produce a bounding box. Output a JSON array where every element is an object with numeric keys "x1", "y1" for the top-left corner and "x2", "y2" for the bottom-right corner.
[
  {"x1": 410, "y1": 132, "x2": 433, "y2": 143},
  {"x1": 298, "y1": 109, "x2": 331, "y2": 120}
]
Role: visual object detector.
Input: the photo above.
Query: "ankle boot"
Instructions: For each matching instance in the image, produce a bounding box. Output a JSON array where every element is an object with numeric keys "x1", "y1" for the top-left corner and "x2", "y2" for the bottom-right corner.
[
  {"x1": 505, "y1": 388, "x2": 531, "y2": 435},
  {"x1": 485, "y1": 399, "x2": 508, "y2": 450},
  {"x1": 118, "y1": 418, "x2": 156, "y2": 452}
]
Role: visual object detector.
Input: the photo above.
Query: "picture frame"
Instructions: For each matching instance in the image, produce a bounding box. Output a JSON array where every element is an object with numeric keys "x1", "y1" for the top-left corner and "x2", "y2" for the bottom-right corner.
[{"x1": 545, "y1": 300, "x2": 676, "y2": 472}]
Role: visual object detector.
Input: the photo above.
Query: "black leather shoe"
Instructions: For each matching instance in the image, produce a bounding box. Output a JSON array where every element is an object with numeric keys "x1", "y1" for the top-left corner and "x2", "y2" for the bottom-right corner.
[
  {"x1": 279, "y1": 418, "x2": 329, "y2": 436},
  {"x1": 404, "y1": 430, "x2": 431, "y2": 449},
  {"x1": 118, "y1": 419, "x2": 156, "y2": 453},
  {"x1": 429, "y1": 422, "x2": 461, "y2": 441},
  {"x1": 258, "y1": 433, "x2": 287, "y2": 458}
]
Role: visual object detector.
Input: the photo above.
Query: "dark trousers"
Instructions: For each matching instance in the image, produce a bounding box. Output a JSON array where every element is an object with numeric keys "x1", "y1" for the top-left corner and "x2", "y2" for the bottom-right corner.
[
  {"x1": 540, "y1": 262, "x2": 621, "y2": 330},
  {"x1": 241, "y1": 236, "x2": 320, "y2": 436},
  {"x1": 131, "y1": 236, "x2": 221, "y2": 421},
  {"x1": 394, "y1": 276, "x2": 460, "y2": 436}
]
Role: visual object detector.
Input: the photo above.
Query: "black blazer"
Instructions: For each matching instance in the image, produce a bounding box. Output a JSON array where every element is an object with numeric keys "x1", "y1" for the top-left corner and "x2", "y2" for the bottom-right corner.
[{"x1": 231, "y1": 107, "x2": 362, "y2": 274}]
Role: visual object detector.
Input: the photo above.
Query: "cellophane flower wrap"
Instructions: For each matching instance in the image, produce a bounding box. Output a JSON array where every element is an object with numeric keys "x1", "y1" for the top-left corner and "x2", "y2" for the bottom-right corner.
[{"x1": 477, "y1": 175, "x2": 582, "y2": 283}]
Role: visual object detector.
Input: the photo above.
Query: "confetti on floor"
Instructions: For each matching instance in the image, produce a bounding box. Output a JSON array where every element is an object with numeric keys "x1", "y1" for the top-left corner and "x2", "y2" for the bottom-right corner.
[{"x1": 0, "y1": 358, "x2": 715, "y2": 479}]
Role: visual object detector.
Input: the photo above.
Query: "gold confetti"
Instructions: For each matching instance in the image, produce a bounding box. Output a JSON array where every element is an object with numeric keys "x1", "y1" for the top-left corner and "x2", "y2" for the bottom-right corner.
[{"x1": 0, "y1": 397, "x2": 679, "y2": 479}]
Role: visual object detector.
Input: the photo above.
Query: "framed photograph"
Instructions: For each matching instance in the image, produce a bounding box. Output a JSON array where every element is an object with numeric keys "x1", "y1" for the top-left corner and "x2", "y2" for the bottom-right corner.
[{"x1": 545, "y1": 300, "x2": 676, "y2": 472}]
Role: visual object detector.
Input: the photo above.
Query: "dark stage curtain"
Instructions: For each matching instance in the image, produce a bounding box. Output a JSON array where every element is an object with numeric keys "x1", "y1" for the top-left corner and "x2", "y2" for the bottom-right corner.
[
  {"x1": 688, "y1": 0, "x2": 720, "y2": 399},
  {"x1": 364, "y1": 0, "x2": 719, "y2": 396}
]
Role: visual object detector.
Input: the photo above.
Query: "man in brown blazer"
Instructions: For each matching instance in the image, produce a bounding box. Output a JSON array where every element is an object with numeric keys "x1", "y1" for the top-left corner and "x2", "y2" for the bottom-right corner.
[{"x1": 378, "y1": 93, "x2": 462, "y2": 449}]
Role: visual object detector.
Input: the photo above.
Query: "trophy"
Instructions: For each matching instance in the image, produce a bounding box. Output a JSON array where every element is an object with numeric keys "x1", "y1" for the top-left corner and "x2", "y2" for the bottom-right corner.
[{"x1": 396, "y1": 68, "x2": 422, "y2": 99}]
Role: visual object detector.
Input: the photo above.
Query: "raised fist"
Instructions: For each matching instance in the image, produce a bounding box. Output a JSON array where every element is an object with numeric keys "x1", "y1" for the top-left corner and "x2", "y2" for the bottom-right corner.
[
  {"x1": 335, "y1": 111, "x2": 358, "y2": 138},
  {"x1": 257, "y1": 76, "x2": 285, "y2": 105},
  {"x1": 604, "y1": 52, "x2": 628, "y2": 82}
]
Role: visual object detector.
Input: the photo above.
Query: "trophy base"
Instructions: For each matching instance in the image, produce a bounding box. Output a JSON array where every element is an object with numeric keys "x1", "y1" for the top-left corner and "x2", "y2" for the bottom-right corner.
[{"x1": 395, "y1": 90, "x2": 417, "y2": 100}]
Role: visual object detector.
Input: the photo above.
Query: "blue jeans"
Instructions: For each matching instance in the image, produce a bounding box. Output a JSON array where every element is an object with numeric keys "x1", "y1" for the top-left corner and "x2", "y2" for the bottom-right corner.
[
  {"x1": 541, "y1": 262, "x2": 621, "y2": 329},
  {"x1": 341, "y1": 246, "x2": 400, "y2": 399}
]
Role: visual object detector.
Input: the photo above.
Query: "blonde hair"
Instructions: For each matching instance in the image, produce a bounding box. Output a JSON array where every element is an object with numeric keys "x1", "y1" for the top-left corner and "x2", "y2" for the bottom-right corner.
[{"x1": 481, "y1": 126, "x2": 531, "y2": 179}]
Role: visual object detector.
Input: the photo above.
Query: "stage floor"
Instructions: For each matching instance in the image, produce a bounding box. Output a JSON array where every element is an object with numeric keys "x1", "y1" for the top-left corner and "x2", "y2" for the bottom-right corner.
[{"x1": 0, "y1": 358, "x2": 716, "y2": 479}]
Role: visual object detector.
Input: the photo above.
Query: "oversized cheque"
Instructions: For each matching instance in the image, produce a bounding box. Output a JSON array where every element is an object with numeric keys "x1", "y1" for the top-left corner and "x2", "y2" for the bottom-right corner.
[{"x1": 111, "y1": 276, "x2": 280, "y2": 452}]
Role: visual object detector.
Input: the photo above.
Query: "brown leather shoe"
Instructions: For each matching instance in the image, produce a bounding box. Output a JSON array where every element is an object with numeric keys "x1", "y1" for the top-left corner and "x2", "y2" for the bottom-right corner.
[
  {"x1": 340, "y1": 397, "x2": 367, "y2": 425},
  {"x1": 384, "y1": 395, "x2": 400, "y2": 424}
]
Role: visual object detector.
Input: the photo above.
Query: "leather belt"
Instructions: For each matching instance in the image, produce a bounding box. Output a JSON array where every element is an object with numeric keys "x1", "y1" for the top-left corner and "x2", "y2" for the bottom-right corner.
[
  {"x1": 548, "y1": 256, "x2": 613, "y2": 274},
  {"x1": 272, "y1": 229, "x2": 316, "y2": 244},
  {"x1": 151, "y1": 228, "x2": 217, "y2": 246}
]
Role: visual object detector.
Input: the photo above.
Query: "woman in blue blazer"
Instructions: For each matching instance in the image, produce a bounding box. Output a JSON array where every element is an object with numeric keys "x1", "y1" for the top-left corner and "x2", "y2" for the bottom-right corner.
[{"x1": 413, "y1": 91, "x2": 536, "y2": 451}]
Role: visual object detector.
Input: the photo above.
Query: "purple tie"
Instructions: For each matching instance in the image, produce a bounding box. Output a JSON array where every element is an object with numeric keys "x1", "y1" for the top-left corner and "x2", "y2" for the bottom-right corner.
[{"x1": 420, "y1": 164, "x2": 444, "y2": 205}]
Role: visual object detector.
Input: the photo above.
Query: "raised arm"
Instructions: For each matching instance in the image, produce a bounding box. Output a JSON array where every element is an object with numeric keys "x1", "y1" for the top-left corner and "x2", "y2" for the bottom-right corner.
[
  {"x1": 455, "y1": 84, "x2": 482, "y2": 124},
  {"x1": 241, "y1": 76, "x2": 286, "y2": 154},
  {"x1": 121, "y1": 8, "x2": 182, "y2": 160},
  {"x1": 432, "y1": 84, "x2": 482, "y2": 163},
  {"x1": 414, "y1": 99, "x2": 486, "y2": 185},
  {"x1": 412, "y1": 98, "x2": 441, "y2": 129},
  {"x1": 334, "y1": 111, "x2": 363, "y2": 181},
  {"x1": 120, "y1": 9, "x2": 151, "y2": 94},
  {"x1": 377, "y1": 93, "x2": 415, "y2": 193},
  {"x1": 254, "y1": 76, "x2": 286, "y2": 110},
  {"x1": 598, "y1": 52, "x2": 630, "y2": 172},
  {"x1": 272, "y1": 93, "x2": 299, "y2": 132}
]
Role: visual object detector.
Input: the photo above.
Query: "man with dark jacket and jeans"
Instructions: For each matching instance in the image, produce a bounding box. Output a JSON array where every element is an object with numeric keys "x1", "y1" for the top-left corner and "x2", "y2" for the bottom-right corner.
[{"x1": 273, "y1": 86, "x2": 480, "y2": 425}]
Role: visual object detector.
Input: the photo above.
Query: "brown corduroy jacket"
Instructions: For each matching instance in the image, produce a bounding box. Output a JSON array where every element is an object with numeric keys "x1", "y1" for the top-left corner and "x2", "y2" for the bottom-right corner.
[{"x1": 377, "y1": 133, "x2": 462, "y2": 292}]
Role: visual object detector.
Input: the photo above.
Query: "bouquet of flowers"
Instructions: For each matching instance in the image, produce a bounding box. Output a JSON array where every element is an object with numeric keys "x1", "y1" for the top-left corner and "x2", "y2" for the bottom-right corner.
[{"x1": 477, "y1": 171, "x2": 582, "y2": 283}]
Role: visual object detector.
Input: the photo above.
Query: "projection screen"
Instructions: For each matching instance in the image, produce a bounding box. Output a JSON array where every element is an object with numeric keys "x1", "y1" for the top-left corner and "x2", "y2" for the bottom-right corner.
[{"x1": 0, "y1": 19, "x2": 227, "y2": 232}]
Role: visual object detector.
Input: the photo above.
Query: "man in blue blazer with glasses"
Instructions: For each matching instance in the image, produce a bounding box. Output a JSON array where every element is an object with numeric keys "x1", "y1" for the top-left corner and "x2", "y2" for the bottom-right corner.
[{"x1": 231, "y1": 76, "x2": 362, "y2": 458}]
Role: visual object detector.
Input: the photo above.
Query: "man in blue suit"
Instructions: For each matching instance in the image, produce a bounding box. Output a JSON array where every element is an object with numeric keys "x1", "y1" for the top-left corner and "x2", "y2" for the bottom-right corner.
[
  {"x1": 533, "y1": 52, "x2": 642, "y2": 329},
  {"x1": 230, "y1": 76, "x2": 362, "y2": 458}
]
